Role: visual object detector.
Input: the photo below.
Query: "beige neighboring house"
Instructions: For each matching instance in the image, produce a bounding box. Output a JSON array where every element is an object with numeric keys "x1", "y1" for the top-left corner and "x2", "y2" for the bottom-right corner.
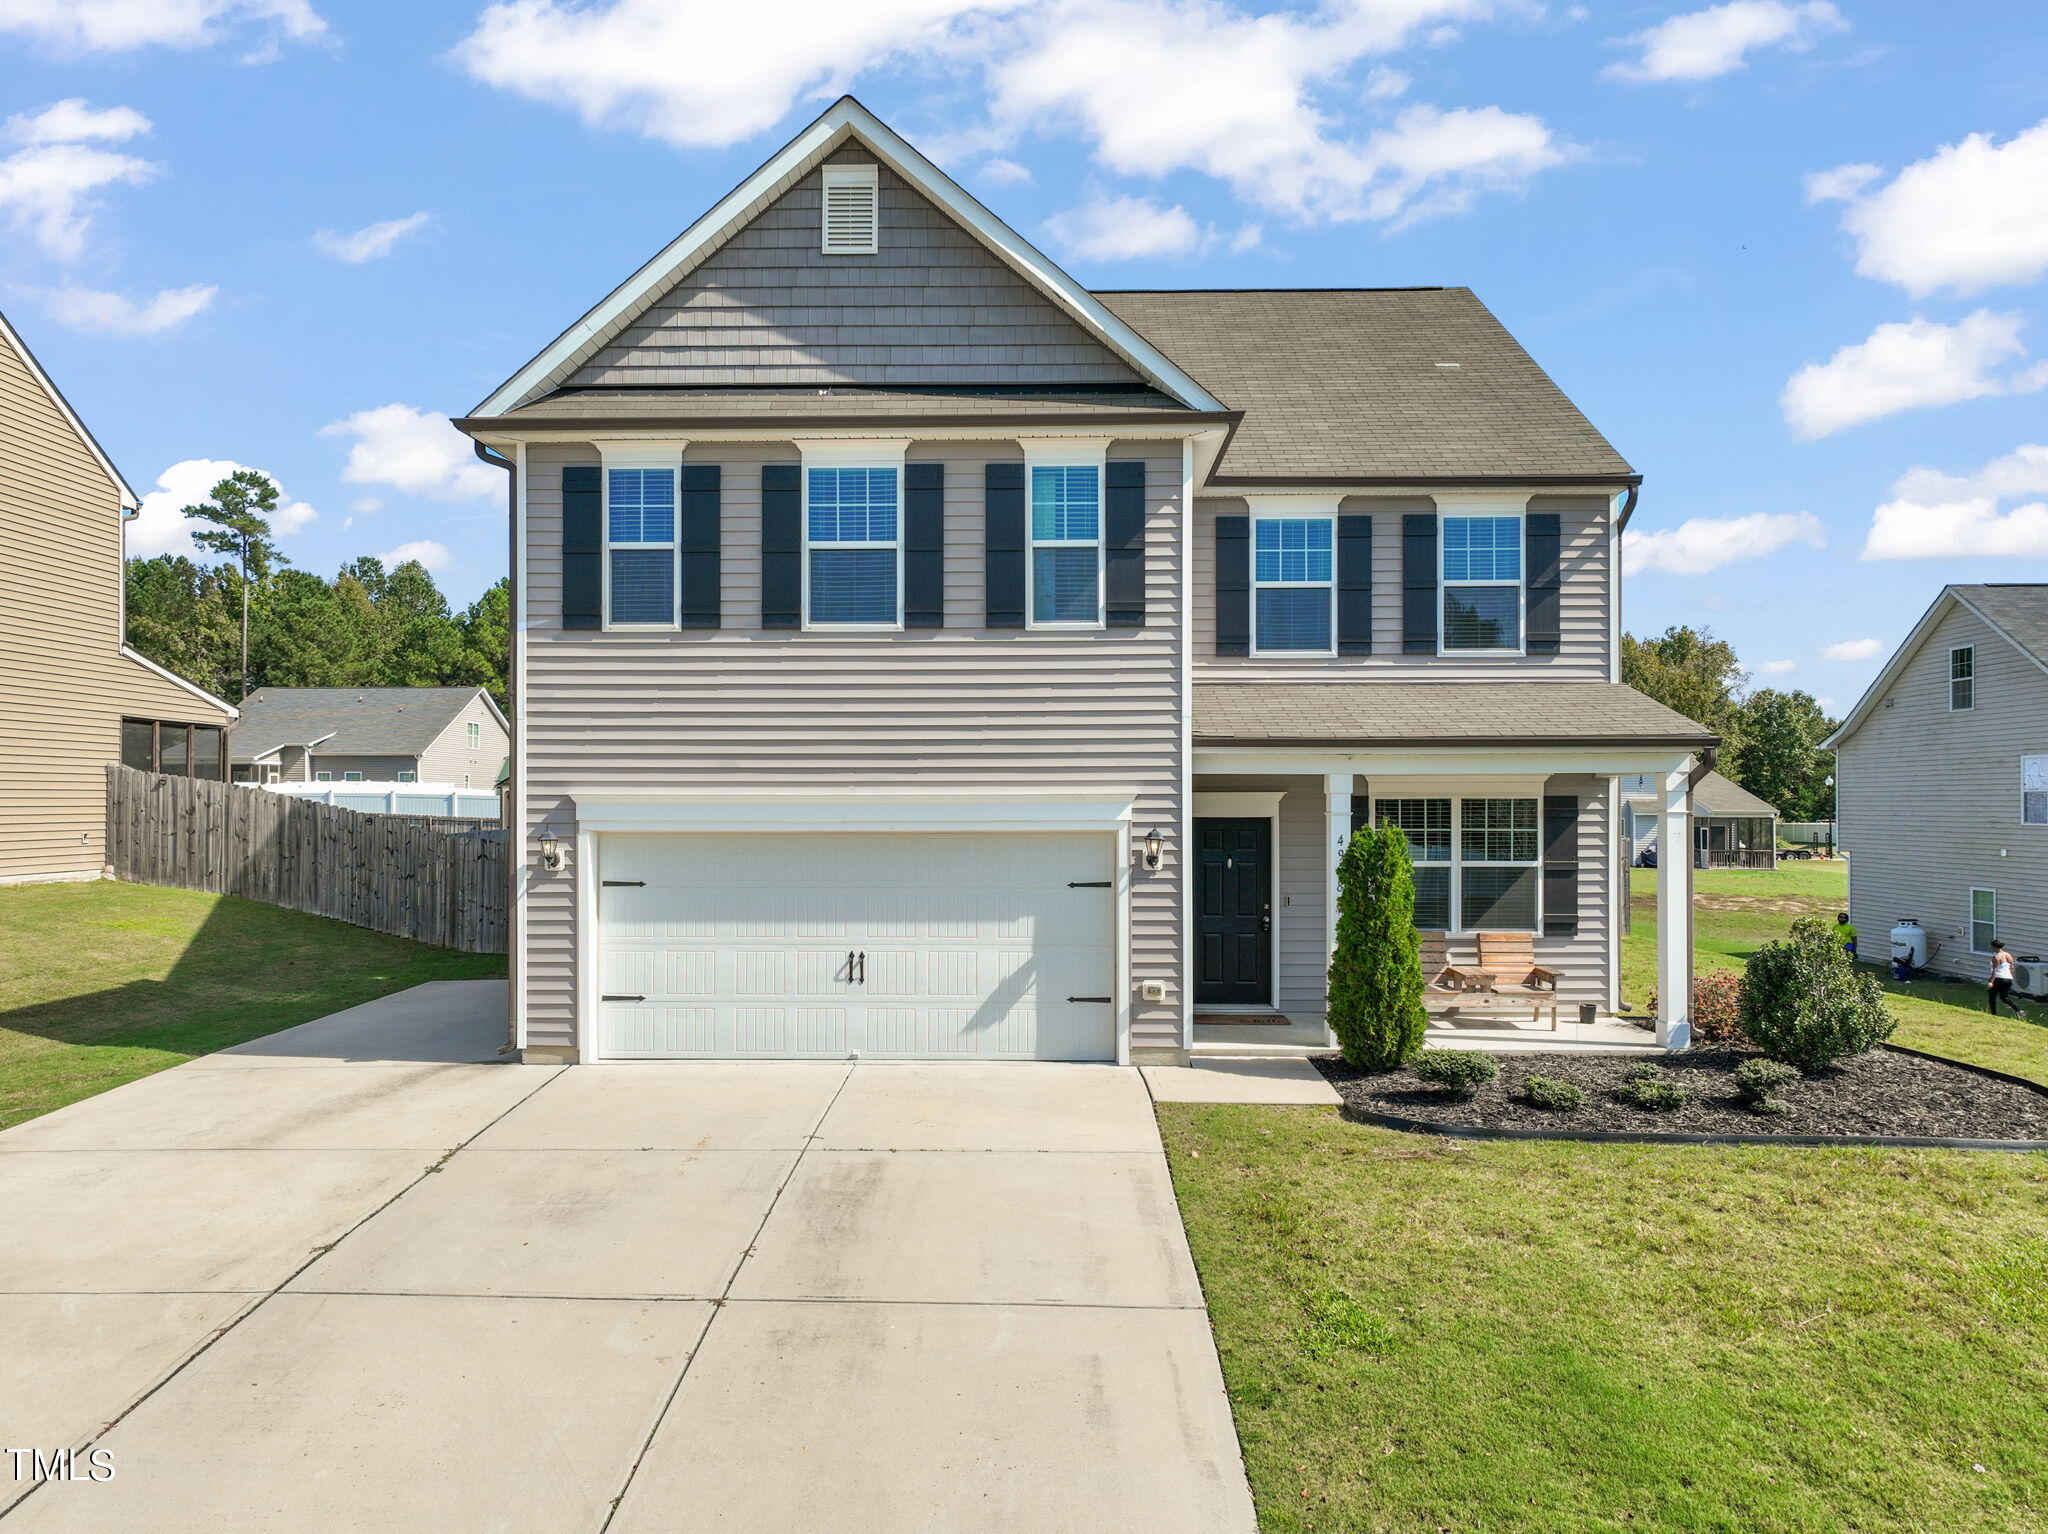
[
  {"x1": 456, "y1": 97, "x2": 1716, "y2": 1068},
  {"x1": 229, "y1": 686, "x2": 508, "y2": 788},
  {"x1": 1826, "y1": 583, "x2": 2048, "y2": 991},
  {"x1": 0, "y1": 310, "x2": 237, "y2": 886}
]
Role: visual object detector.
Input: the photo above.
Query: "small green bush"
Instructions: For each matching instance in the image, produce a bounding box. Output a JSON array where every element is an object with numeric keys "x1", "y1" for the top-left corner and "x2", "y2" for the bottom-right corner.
[
  {"x1": 1521, "y1": 1074, "x2": 1584, "y2": 1111},
  {"x1": 1616, "y1": 1076, "x2": 1689, "y2": 1111},
  {"x1": 1733, "y1": 1057, "x2": 1801, "y2": 1115},
  {"x1": 1788, "y1": 914, "x2": 1835, "y2": 945},
  {"x1": 1622, "y1": 1061, "x2": 1663, "y2": 1084},
  {"x1": 1741, "y1": 937, "x2": 1896, "y2": 1068},
  {"x1": 1410, "y1": 1050, "x2": 1499, "y2": 1096},
  {"x1": 1325, "y1": 823, "x2": 1427, "y2": 1069}
]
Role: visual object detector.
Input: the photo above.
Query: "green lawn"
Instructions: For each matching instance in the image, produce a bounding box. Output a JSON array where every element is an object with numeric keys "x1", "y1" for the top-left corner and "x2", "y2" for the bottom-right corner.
[
  {"x1": 1161, "y1": 1104, "x2": 2048, "y2": 1534},
  {"x1": 0, "y1": 880, "x2": 506, "y2": 1129},
  {"x1": 1621, "y1": 863, "x2": 2048, "y2": 1088}
]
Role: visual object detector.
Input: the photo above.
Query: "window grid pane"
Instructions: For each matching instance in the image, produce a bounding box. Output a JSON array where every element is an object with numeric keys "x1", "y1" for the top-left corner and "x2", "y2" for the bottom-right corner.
[
  {"x1": 1444, "y1": 586, "x2": 1520, "y2": 651},
  {"x1": 1255, "y1": 587, "x2": 1331, "y2": 651},
  {"x1": 1442, "y1": 516, "x2": 1521, "y2": 581},
  {"x1": 1461, "y1": 798, "x2": 1539, "y2": 862},
  {"x1": 808, "y1": 467, "x2": 898, "y2": 543},
  {"x1": 809, "y1": 548, "x2": 896, "y2": 623},
  {"x1": 1462, "y1": 866, "x2": 1538, "y2": 930},
  {"x1": 1030, "y1": 465, "x2": 1100, "y2": 542},
  {"x1": 1254, "y1": 518, "x2": 1333, "y2": 583},
  {"x1": 609, "y1": 549, "x2": 675, "y2": 624},
  {"x1": 607, "y1": 468, "x2": 675, "y2": 543},
  {"x1": 1377, "y1": 799, "x2": 1452, "y2": 863},
  {"x1": 1412, "y1": 866, "x2": 1452, "y2": 930},
  {"x1": 1032, "y1": 545, "x2": 1099, "y2": 623}
]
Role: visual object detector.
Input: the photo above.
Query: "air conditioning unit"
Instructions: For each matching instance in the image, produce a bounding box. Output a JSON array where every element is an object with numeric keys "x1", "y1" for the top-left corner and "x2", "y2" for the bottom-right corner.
[{"x1": 2012, "y1": 961, "x2": 2046, "y2": 999}]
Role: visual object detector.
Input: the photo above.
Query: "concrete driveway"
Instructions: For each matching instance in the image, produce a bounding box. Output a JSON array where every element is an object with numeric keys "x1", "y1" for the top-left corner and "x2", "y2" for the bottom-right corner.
[{"x1": 0, "y1": 981, "x2": 1255, "y2": 1533}]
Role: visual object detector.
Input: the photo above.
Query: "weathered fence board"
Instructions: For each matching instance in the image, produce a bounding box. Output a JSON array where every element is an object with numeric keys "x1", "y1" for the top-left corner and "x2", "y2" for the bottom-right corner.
[{"x1": 105, "y1": 764, "x2": 507, "y2": 954}]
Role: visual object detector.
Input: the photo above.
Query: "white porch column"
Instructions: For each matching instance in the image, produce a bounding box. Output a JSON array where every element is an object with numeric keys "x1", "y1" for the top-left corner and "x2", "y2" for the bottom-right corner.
[
  {"x1": 1655, "y1": 768, "x2": 1693, "y2": 1050},
  {"x1": 1324, "y1": 772, "x2": 1353, "y2": 1046}
]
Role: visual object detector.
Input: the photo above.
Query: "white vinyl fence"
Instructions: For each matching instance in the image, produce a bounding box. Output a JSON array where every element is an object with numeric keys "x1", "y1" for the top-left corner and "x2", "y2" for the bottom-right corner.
[{"x1": 264, "y1": 781, "x2": 501, "y2": 822}]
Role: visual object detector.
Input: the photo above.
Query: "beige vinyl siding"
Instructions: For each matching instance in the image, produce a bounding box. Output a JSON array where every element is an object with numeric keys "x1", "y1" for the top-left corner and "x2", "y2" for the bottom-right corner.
[
  {"x1": 1839, "y1": 603, "x2": 2048, "y2": 981},
  {"x1": 1190, "y1": 493, "x2": 1612, "y2": 682},
  {"x1": 0, "y1": 327, "x2": 232, "y2": 884},
  {"x1": 521, "y1": 438, "x2": 1186, "y2": 1056},
  {"x1": 567, "y1": 150, "x2": 1140, "y2": 390},
  {"x1": 416, "y1": 693, "x2": 508, "y2": 788}
]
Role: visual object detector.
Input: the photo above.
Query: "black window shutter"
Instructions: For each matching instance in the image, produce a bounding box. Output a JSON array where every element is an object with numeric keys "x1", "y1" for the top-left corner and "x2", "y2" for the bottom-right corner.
[
  {"x1": 678, "y1": 464, "x2": 721, "y2": 630},
  {"x1": 904, "y1": 462, "x2": 945, "y2": 629},
  {"x1": 1349, "y1": 791, "x2": 1371, "y2": 841},
  {"x1": 1104, "y1": 460, "x2": 1147, "y2": 627},
  {"x1": 761, "y1": 463, "x2": 801, "y2": 629},
  {"x1": 1214, "y1": 515, "x2": 1250, "y2": 656},
  {"x1": 1525, "y1": 512, "x2": 1562, "y2": 656},
  {"x1": 561, "y1": 465, "x2": 601, "y2": 631},
  {"x1": 1542, "y1": 793, "x2": 1580, "y2": 937},
  {"x1": 1337, "y1": 512, "x2": 1372, "y2": 655},
  {"x1": 1401, "y1": 512, "x2": 1437, "y2": 654},
  {"x1": 984, "y1": 462, "x2": 1025, "y2": 628}
]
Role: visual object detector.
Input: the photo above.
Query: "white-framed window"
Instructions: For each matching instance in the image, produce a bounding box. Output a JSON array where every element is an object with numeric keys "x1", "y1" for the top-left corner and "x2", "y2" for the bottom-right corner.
[
  {"x1": 805, "y1": 464, "x2": 902, "y2": 627},
  {"x1": 343, "y1": 771, "x2": 364, "y2": 782},
  {"x1": 1251, "y1": 515, "x2": 1335, "y2": 654},
  {"x1": 1970, "y1": 888, "x2": 1997, "y2": 954},
  {"x1": 315, "y1": 771, "x2": 332, "y2": 782},
  {"x1": 467, "y1": 721, "x2": 481, "y2": 748},
  {"x1": 1028, "y1": 464, "x2": 1104, "y2": 626},
  {"x1": 397, "y1": 771, "x2": 416, "y2": 783},
  {"x1": 1949, "y1": 646, "x2": 1975, "y2": 710},
  {"x1": 1441, "y1": 515, "x2": 1523, "y2": 653},
  {"x1": 1376, "y1": 794, "x2": 1541, "y2": 932},
  {"x1": 2023, "y1": 755, "x2": 2048, "y2": 825},
  {"x1": 604, "y1": 466, "x2": 678, "y2": 627}
]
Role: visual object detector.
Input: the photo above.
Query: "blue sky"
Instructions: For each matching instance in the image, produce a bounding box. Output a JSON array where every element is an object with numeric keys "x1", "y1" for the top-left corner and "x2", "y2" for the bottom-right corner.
[{"x1": 3, "y1": 0, "x2": 2046, "y2": 710}]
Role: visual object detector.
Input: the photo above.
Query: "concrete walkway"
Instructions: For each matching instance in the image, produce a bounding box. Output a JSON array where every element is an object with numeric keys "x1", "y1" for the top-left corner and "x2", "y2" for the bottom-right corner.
[{"x1": 0, "y1": 982, "x2": 1255, "y2": 1533}]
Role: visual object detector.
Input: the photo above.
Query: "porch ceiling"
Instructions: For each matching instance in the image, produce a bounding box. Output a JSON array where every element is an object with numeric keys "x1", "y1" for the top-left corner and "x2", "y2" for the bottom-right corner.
[{"x1": 1193, "y1": 682, "x2": 1717, "y2": 750}]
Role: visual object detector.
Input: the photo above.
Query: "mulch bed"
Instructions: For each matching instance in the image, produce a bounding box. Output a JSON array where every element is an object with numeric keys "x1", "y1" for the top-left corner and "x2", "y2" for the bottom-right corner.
[{"x1": 1313, "y1": 1047, "x2": 2048, "y2": 1142}]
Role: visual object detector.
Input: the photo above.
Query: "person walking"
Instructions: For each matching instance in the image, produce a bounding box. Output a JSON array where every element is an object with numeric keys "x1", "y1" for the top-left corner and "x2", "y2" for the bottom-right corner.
[
  {"x1": 1987, "y1": 940, "x2": 2024, "y2": 1016},
  {"x1": 1835, "y1": 911, "x2": 1858, "y2": 960}
]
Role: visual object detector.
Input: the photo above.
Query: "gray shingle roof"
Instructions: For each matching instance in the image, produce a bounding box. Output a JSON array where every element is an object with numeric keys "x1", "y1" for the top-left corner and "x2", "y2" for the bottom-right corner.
[
  {"x1": 230, "y1": 687, "x2": 488, "y2": 762},
  {"x1": 1955, "y1": 584, "x2": 2048, "y2": 669},
  {"x1": 1096, "y1": 288, "x2": 1635, "y2": 482},
  {"x1": 1195, "y1": 682, "x2": 1715, "y2": 746},
  {"x1": 1623, "y1": 768, "x2": 1778, "y2": 818},
  {"x1": 464, "y1": 385, "x2": 1216, "y2": 431}
]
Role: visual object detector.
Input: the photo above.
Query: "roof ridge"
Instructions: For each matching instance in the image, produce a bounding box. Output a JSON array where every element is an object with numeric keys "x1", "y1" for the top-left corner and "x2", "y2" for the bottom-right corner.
[{"x1": 1094, "y1": 286, "x2": 1449, "y2": 294}]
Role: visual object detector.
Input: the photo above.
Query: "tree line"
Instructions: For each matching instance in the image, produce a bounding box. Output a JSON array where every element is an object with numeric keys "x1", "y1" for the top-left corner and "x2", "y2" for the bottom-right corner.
[
  {"x1": 1622, "y1": 626, "x2": 1838, "y2": 820},
  {"x1": 124, "y1": 469, "x2": 506, "y2": 707}
]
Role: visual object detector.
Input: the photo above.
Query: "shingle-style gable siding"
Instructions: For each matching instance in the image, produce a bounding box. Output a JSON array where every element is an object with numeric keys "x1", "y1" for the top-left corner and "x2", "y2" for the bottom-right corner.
[
  {"x1": 566, "y1": 150, "x2": 1142, "y2": 389},
  {"x1": 1839, "y1": 601, "x2": 2048, "y2": 979}
]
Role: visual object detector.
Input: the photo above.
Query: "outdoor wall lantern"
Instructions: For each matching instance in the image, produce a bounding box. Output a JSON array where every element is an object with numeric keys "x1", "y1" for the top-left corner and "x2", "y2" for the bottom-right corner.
[
  {"x1": 537, "y1": 829, "x2": 565, "y2": 872},
  {"x1": 1140, "y1": 827, "x2": 1164, "y2": 872}
]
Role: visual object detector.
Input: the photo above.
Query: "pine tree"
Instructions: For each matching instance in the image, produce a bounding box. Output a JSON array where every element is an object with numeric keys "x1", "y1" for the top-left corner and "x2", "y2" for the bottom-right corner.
[
  {"x1": 1325, "y1": 821, "x2": 1428, "y2": 1069},
  {"x1": 182, "y1": 470, "x2": 289, "y2": 701}
]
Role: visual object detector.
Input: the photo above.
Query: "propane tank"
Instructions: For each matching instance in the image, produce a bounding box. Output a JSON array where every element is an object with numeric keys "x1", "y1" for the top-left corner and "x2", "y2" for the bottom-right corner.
[{"x1": 1890, "y1": 920, "x2": 1927, "y2": 976}]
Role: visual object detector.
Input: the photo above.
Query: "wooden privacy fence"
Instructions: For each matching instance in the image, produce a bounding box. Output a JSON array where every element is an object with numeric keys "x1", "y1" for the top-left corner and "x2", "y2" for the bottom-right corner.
[{"x1": 106, "y1": 764, "x2": 507, "y2": 954}]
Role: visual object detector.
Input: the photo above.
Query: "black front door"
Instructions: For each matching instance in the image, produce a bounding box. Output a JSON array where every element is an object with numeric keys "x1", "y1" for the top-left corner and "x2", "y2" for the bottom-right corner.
[{"x1": 1195, "y1": 817, "x2": 1272, "y2": 1006}]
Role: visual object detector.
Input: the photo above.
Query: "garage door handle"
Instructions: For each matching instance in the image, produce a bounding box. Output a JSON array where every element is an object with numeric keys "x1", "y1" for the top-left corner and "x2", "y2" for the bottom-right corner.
[
  {"x1": 1067, "y1": 996, "x2": 1113, "y2": 1003},
  {"x1": 1068, "y1": 881, "x2": 1111, "y2": 888},
  {"x1": 602, "y1": 994, "x2": 645, "y2": 1002},
  {"x1": 602, "y1": 880, "x2": 645, "y2": 887}
]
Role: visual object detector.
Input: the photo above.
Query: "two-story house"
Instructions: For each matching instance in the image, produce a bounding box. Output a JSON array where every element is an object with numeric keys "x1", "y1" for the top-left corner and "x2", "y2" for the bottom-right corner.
[
  {"x1": 1826, "y1": 583, "x2": 2048, "y2": 990},
  {"x1": 0, "y1": 309, "x2": 237, "y2": 885},
  {"x1": 456, "y1": 98, "x2": 1714, "y2": 1068}
]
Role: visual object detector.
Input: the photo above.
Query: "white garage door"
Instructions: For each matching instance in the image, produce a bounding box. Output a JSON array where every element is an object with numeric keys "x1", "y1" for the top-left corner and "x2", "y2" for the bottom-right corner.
[{"x1": 595, "y1": 832, "x2": 1116, "y2": 1061}]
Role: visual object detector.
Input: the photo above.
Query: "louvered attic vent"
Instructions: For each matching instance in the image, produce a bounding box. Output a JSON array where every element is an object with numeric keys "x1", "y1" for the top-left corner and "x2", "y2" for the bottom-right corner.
[{"x1": 821, "y1": 164, "x2": 879, "y2": 255}]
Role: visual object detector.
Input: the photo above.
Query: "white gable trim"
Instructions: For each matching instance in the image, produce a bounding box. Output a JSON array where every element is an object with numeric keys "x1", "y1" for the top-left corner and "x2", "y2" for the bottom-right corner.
[
  {"x1": 1822, "y1": 586, "x2": 2048, "y2": 750},
  {"x1": 1, "y1": 309, "x2": 138, "y2": 507},
  {"x1": 469, "y1": 97, "x2": 1225, "y2": 418},
  {"x1": 122, "y1": 646, "x2": 239, "y2": 719}
]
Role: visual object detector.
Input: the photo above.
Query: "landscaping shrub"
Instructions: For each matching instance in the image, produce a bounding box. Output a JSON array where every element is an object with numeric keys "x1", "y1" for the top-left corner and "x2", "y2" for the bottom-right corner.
[
  {"x1": 1326, "y1": 822, "x2": 1428, "y2": 1070},
  {"x1": 1409, "y1": 1050, "x2": 1499, "y2": 1096},
  {"x1": 1788, "y1": 914, "x2": 1835, "y2": 945},
  {"x1": 1622, "y1": 1061, "x2": 1663, "y2": 1084},
  {"x1": 1733, "y1": 1058, "x2": 1801, "y2": 1115},
  {"x1": 1647, "y1": 971, "x2": 1749, "y2": 1045},
  {"x1": 1740, "y1": 937, "x2": 1896, "y2": 1069},
  {"x1": 1521, "y1": 1074, "x2": 1584, "y2": 1111},
  {"x1": 1616, "y1": 1075, "x2": 1689, "y2": 1111}
]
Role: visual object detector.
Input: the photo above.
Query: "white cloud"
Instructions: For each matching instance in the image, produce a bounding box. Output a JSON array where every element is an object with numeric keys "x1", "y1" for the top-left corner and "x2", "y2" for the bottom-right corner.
[
  {"x1": 321, "y1": 403, "x2": 502, "y2": 500},
  {"x1": 128, "y1": 457, "x2": 317, "y2": 560},
  {"x1": 1043, "y1": 194, "x2": 1203, "y2": 259},
  {"x1": 350, "y1": 495, "x2": 383, "y2": 513},
  {"x1": 378, "y1": 539, "x2": 452, "y2": 573},
  {"x1": 1862, "y1": 443, "x2": 2048, "y2": 560},
  {"x1": 1621, "y1": 510, "x2": 1825, "y2": 575},
  {"x1": 34, "y1": 283, "x2": 216, "y2": 334},
  {"x1": 978, "y1": 156, "x2": 1032, "y2": 185},
  {"x1": 0, "y1": 0, "x2": 325, "y2": 55},
  {"x1": 1362, "y1": 65, "x2": 1409, "y2": 101},
  {"x1": 1756, "y1": 659, "x2": 1796, "y2": 674},
  {"x1": 0, "y1": 101, "x2": 157, "y2": 259},
  {"x1": 1821, "y1": 119, "x2": 2048, "y2": 296},
  {"x1": 1605, "y1": 0, "x2": 1845, "y2": 83},
  {"x1": 312, "y1": 211, "x2": 431, "y2": 263},
  {"x1": 1820, "y1": 637, "x2": 1883, "y2": 660},
  {"x1": 1781, "y1": 311, "x2": 2048, "y2": 439},
  {"x1": 1803, "y1": 161, "x2": 1878, "y2": 203}
]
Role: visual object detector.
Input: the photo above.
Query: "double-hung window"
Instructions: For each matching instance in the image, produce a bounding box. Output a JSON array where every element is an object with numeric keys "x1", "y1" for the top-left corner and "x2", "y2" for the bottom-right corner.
[
  {"x1": 1252, "y1": 517, "x2": 1334, "y2": 653},
  {"x1": 1441, "y1": 515, "x2": 1522, "y2": 652},
  {"x1": 467, "y1": 722, "x2": 481, "y2": 748},
  {"x1": 1029, "y1": 465, "x2": 1102, "y2": 625},
  {"x1": 1949, "y1": 646, "x2": 1975, "y2": 710},
  {"x1": 1377, "y1": 794, "x2": 1541, "y2": 931},
  {"x1": 806, "y1": 465, "x2": 900, "y2": 626},
  {"x1": 1971, "y1": 888, "x2": 1997, "y2": 954},
  {"x1": 2023, "y1": 755, "x2": 2048, "y2": 825},
  {"x1": 605, "y1": 467, "x2": 678, "y2": 626},
  {"x1": 1378, "y1": 799, "x2": 1452, "y2": 929}
]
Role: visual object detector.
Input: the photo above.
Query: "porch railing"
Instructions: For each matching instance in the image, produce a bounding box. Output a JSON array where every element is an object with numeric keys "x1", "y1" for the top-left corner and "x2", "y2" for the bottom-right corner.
[{"x1": 1702, "y1": 848, "x2": 1777, "y2": 870}]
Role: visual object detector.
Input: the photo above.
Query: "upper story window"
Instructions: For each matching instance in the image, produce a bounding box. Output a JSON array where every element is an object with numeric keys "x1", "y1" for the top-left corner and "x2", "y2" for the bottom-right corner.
[
  {"x1": 1030, "y1": 465, "x2": 1102, "y2": 626},
  {"x1": 397, "y1": 771, "x2": 417, "y2": 783},
  {"x1": 316, "y1": 771, "x2": 333, "y2": 782},
  {"x1": 1252, "y1": 516, "x2": 1334, "y2": 654},
  {"x1": 467, "y1": 721, "x2": 481, "y2": 747},
  {"x1": 343, "y1": 771, "x2": 365, "y2": 782},
  {"x1": 1949, "y1": 646, "x2": 1975, "y2": 710},
  {"x1": 806, "y1": 465, "x2": 900, "y2": 627},
  {"x1": 820, "y1": 164, "x2": 879, "y2": 255},
  {"x1": 1441, "y1": 515, "x2": 1522, "y2": 653},
  {"x1": 606, "y1": 467, "x2": 678, "y2": 627},
  {"x1": 2024, "y1": 755, "x2": 2047, "y2": 825}
]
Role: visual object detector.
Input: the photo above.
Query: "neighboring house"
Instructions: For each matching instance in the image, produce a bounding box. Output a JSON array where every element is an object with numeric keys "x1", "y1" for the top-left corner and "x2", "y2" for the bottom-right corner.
[
  {"x1": 1826, "y1": 584, "x2": 2048, "y2": 989},
  {"x1": 0, "y1": 309, "x2": 237, "y2": 886},
  {"x1": 1621, "y1": 770, "x2": 1778, "y2": 869},
  {"x1": 229, "y1": 686, "x2": 508, "y2": 788},
  {"x1": 455, "y1": 97, "x2": 1715, "y2": 1067}
]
